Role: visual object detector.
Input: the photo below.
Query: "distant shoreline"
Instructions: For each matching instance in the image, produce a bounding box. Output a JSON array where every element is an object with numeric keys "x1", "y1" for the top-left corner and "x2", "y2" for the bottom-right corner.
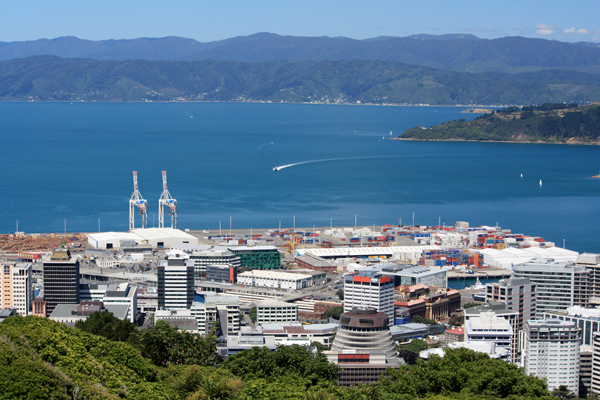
[{"x1": 393, "y1": 137, "x2": 600, "y2": 146}]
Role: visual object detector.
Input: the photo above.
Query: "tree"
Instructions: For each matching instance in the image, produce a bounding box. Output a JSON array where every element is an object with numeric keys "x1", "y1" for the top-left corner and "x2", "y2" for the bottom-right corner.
[
  {"x1": 325, "y1": 306, "x2": 344, "y2": 320},
  {"x1": 249, "y1": 307, "x2": 257, "y2": 323},
  {"x1": 131, "y1": 321, "x2": 221, "y2": 367},
  {"x1": 411, "y1": 315, "x2": 437, "y2": 325},
  {"x1": 75, "y1": 311, "x2": 136, "y2": 342},
  {"x1": 335, "y1": 289, "x2": 344, "y2": 300},
  {"x1": 222, "y1": 344, "x2": 339, "y2": 385},
  {"x1": 550, "y1": 385, "x2": 577, "y2": 399}
]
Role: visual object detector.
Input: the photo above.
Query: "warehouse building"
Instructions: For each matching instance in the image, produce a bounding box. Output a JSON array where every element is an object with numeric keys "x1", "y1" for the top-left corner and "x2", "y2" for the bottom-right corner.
[{"x1": 237, "y1": 270, "x2": 315, "y2": 290}]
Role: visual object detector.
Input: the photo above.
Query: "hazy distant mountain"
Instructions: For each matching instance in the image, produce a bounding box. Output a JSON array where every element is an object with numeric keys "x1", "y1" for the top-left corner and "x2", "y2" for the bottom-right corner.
[
  {"x1": 1, "y1": 33, "x2": 600, "y2": 73},
  {"x1": 1, "y1": 56, "x2": 599, "y2": 105}
]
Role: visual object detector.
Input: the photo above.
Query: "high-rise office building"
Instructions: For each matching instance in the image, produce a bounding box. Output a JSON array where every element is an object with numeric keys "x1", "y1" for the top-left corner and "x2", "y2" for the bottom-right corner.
[
  {"x1": 42, "y1": 249, "x2": 79, "y2": 317},
  {"x1": 512, "y1": 258, "x2": 588, "y2": 313},
  {"x1": 344, "y1": 270, "x2": 394, "y2": 326},
  {"x1": 522, "y1": 319, "x2": 580, "y2": 394},
  {"x1": 486, "y1": 277, "x2": 536, "y2": 330},
  {"x1": 0, "y1": 262, "x2": 32, "y2": 316},
  {"x1": 157, "y1": 254, "x2": 194, "y2": 310}
]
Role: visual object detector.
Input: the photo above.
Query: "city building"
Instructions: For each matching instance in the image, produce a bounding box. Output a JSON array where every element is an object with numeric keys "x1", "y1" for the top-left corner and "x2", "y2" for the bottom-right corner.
[
  {"x1": 512, "y1": 258, "x2": 588, "y2": 313},
  {"x1": 394, "y1": 284, "x2": 461, "y2": 322},
  {"x1": 464, "y1": 302, "x2": 519, "y2": 363},
  {"x1": 485, "y1": 277, "x2": 536, "y2": 330},
  {"x1": 0, "y1": 262, "x2": 32, "y2": 316},
  {"x1": 42, "y1": 249, "x2": 80, "y2": 317},
  {"x1": 32, "y1": 297, "x2": 46, "y2": 317},
  {"x1": 154, "y1": 309, "x2": 199, "y2": 334},
  {"x1": 206, "y1": 264, "x2": 237, "y2": 283},
  {"x1": 237, "y1": 270, "x2": 315, "y2": 290},
  {"x1": 577, "y1": 254, "x2": 600, "y2": 304},
  {"x1": 225, "y1": 326, "x2": 277, "y2": 357},
  {"x1": 591, "y1": 332, "x2": 600, "y2": 395},
  {"x1": 79, "y1": 282, "x2": 138, "y2": 323},
  {"x1": 228, "y1": 245, "x2": 281, "y2": 269},
  {"x1": 522, "y1": 319, "x2": 581, "y2": 394},
  {"x1": 169, "y1": 244, "x2": 241, "y2": 279},
  {"x1": 261, "y1": 322, "x2": 338, "y2": 347},
  {"x1": 326, "y1": 308, "x2": 401, "y2": 386},
  {"x1": 295, "y1": 253, "x2": 337, "y2": 274},
  {"x1": 344, "y1": 270, "x2": 394, "y2": 326},
  {"x1": 378, "y1": 264, "x2": 448, "y2": 288},
  {"x1": 87, "y1": 228, "x2": 198, "y2": 250},
  {"x1": 581, "y1": 345, "x2": 593, "y2": 399},
  {"x1": 255, "y1": 301, "x2": 298, "y2": 324},
  {"x1": 540, "y1": 306, "x2": 600, "y2": 346},
  {"x1": 192, "y1": 292, "x2": 240, "y2": 336},
  {"x1": 49, "y1": 301, "x2": 129, "y2": 326},
  {"x1": 465, "y1": 312, "x2": 514, "y2": 360},
  {"x1": 157, "y1": 254, "x2": 194, "y2": 310}
]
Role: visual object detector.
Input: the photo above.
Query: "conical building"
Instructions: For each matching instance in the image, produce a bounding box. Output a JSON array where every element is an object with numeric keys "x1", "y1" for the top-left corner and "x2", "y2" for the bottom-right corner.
[
  {"x1": 326, "y1": 308, "x2": 401, "y2": 386},
  {"x1": 332, "y1": 308, "x2": 397, "y2": 358}
]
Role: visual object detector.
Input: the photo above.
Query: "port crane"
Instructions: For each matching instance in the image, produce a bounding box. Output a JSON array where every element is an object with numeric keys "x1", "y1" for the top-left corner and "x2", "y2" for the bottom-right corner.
[
  {"x1": 129, "y1": 171, "x2": 148, "y2": 230},
  {"x1": 158, "y1": 170, "x2": 177, "y2": 229}
]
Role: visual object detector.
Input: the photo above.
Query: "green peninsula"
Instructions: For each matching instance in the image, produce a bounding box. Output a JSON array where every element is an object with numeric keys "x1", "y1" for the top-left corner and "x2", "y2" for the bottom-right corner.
[{"x1": 399, "y1": 102, "x2": 600, "y2": 144}]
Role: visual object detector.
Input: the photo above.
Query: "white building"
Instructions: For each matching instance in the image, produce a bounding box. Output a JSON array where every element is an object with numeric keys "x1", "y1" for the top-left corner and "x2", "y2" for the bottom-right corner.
[
  {"x1": 256, "y1": 301, "x2": 298, "y2": 324},
  {"x1": 540, "y1": 306, "x2": 600, "y2": 346},
  {"x1": 261, "y1": 322, "x2": 338, "y2": 347},
  {"x1": 512, "y1": 258, "x2": 588, "y2": 313},
  {"x1": 0, "y1": 262, "x2": 32, "y2": 316},
  {"x1": 465, "y1": 311, "x2": 513, "y2": 360},
  {"x1": 343, "y1": 271, "x2": 394, "y2": 326},
  {"x1": 522, "y1": 319, "x2": 580, "y2": 394},
  {"x1": 237, "y1": 270, "x2": 314, "y2": 290},
  {"x1": 157, "y1": 255, "x2": 194, "y2": 310},
  {"x1": 79, "y1": 282, "x2": 138, "y2": 323},
  {"x1": 485, "y1": 277, "x2": 536, "y2": 331},
  {"x1": 169, "y1": 243, "x2": 241, "y2": 279},
  {"x1": 192, "y1": 293, "x2": 241, "y2": 336},
  {"x1": 87, "y1": 228, "x2": 198, "y2": 250}
]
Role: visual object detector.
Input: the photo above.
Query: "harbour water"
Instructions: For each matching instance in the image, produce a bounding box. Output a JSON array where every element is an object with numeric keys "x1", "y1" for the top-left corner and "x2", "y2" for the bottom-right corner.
[{"x1": 1, "y1": 102, "x2": 599, "y2": 253}]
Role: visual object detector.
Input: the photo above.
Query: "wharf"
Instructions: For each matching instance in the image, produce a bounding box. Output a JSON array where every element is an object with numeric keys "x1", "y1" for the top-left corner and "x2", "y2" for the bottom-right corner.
[{"x1": 447, "y1": 269, "x2": 511, "y2": 280}]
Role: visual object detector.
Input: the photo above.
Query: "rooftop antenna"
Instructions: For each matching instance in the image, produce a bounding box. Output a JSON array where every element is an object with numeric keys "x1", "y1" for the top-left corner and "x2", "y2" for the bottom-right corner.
[
  {"x1": 158, "y1": 171, "x2": 177, "y2": 229},
  {"x1": 129, "y1": 171, "x2": 148, "y2": 230}
]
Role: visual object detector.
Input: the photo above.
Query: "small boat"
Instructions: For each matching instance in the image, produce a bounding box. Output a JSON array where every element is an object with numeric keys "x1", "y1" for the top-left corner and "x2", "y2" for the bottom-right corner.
[
  {"x1": 390, "y1": 130, "x2": 393, "y2": 136},
  {"x1": 592, "y1": 172, "x2": 600, "y2": 179},
  {"x1": 520, "y1": 173, "x2": 523, "y2": 178},
  {"x1": 539, "y1": 179, "x2": 542, "y2": 187}
]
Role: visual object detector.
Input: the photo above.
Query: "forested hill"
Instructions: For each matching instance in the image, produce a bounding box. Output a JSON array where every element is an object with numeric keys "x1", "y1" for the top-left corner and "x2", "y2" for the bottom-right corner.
[
  {"x1": 2, "y1": 33, "x2": 600, "y2": 74},
  {"x1": 399, "y1": 103, "x2": 600, "y2": 144},
  {"x1": 0, "y1": 315, "x2": 555, "y2": 400},
  {"x1": 2, "y1": 56, "x2": 600, "y2": 105}
]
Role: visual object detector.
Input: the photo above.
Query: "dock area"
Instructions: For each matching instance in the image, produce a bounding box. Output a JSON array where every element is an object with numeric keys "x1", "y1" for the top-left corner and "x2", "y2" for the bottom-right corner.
[{"x1": 448, "y1": 269, "x2": 511, "y2": 279}]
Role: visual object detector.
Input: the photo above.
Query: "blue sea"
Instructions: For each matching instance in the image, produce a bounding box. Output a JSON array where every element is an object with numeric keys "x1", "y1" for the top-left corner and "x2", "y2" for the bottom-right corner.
[{"x1": 1, "y1": 102, "x2": 599, "y2": 253}]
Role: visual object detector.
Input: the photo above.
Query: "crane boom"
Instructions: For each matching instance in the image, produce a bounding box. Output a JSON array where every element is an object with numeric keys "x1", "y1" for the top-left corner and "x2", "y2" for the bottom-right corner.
[
  {"x1": 158, "y1": 170, "x2": 177, "y2": 229},
  {"x1": 129, "y1": 171, "x2": 148, "y2": 230}
]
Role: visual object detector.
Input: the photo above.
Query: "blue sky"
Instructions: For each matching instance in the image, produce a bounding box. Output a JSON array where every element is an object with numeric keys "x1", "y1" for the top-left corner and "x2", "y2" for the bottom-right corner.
[{"x1": 1, "y1": 0, "x2": 598, "y2": 43}]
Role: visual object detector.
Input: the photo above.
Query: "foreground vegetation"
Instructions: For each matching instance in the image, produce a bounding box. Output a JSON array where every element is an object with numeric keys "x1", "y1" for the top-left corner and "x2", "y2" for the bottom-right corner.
[
  {"x1": 0, "y1": 315, "x2": 557, "y2": 399},
  {"x1": 400, "y1": 102, "x2": 600, "y2": 144}
]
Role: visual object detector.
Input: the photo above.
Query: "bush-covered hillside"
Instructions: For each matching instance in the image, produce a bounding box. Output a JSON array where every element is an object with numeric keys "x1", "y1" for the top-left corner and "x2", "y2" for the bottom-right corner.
[
  {"x1": 0, "y1": 315, "x2": 555, "y2": 399},
  {"x1": 400, "y1": 102, "x2": 600, "y2": 144}
]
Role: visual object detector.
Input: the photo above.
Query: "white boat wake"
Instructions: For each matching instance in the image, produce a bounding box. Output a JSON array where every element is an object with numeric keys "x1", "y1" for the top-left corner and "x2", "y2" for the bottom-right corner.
[{"x1": 273, "y1": 156, "x2": 386, "y2": 171}]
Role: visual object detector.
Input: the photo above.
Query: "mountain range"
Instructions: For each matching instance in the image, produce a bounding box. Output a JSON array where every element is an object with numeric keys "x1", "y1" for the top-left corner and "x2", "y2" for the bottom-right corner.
[{"x1": 1, "y1": 33, "x2": 600, "y2": 104}]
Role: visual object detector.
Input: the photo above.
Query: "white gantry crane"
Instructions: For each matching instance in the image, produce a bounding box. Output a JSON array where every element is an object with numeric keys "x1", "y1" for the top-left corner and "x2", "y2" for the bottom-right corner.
[
  {"x1": 158, "y1": 170, "x2": 177, "y2": 229},
  {"x1": 129, "y1": 171, "x2": 148, "y2": 230}
]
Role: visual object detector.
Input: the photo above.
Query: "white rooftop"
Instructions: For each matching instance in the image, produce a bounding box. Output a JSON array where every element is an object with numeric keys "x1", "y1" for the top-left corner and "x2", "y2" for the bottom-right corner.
[
  {"x1": 478, "y1": 247, "x2": 578, "y2": 269},
  {"x1": 239, "y1": 270, "x2": 312, "y2": 280},
  {"x1": 297, "y1": 245, "x2": 441, "y2": 258}
]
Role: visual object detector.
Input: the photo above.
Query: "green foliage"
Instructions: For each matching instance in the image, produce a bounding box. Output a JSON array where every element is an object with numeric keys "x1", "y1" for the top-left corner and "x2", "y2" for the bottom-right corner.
[
  {"x1": 0, "y1": 315, "x2": 159, "y2": 400},
  {"x1": 379, "y1": 347, "x2": 550, "y2": 399},
  {"x1": 223, "y1": 345, "x2": 339, "y2": 386},
  {"x1": 131, "y1": 321, "x2": 221, "y2": 367},
  {"x1": 249, "y1": 306, "x2": 257, "y2": 323},
  {"x1": 325, "y1": 306, "x2": 344, "y2": 319},
  {"x1": 75, "y1": 311, "x2": 136, "y2": 342},
  {"x1": 397, "y1": 339, "x2": 428, "y2": 365},
  {"x1": 462, "y1": 303, "x2": 479, "y2": 309},
  {"x1": 411, "y1": 315, "x2": 437, "y2": 325},
  {"x1": 550, "y1": 385, "x2": 577, "y2": 399},
  {"x1": 1, "y1": 56, "x2": 600, "y2": 105},
  {"x1": 401, "y1": 103, "x2": 600, "y2": 143},
  {"x1": 336, "y1": 289, "x2": 344, "y2": 300}
]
